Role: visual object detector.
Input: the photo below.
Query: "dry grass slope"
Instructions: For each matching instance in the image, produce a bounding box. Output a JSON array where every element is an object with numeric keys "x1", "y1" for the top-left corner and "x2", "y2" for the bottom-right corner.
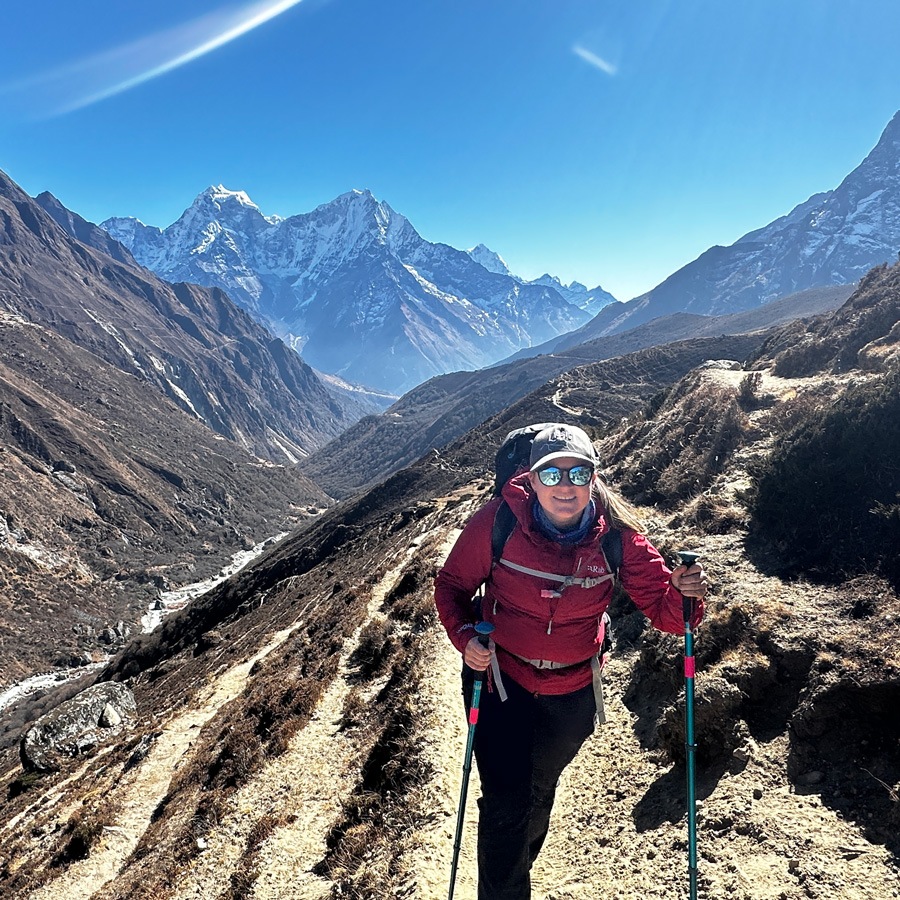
[{"x1": 1, "y1": 263, "x2": 899, "y2": 899}]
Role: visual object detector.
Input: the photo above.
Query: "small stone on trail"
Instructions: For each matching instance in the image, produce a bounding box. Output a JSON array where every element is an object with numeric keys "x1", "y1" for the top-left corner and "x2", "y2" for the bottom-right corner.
[
  {"x1": 733, "y1": 745, "x2": 751, "y2": 763},
  {"x1": 798, "y1": 770, "x2": 825, "y2": 785}
]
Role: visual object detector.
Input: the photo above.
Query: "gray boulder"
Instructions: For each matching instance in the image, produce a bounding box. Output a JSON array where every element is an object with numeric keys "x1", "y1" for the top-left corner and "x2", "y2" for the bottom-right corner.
[{"x1": 20, "y1": 682, "x2": 137, "y2": 772}]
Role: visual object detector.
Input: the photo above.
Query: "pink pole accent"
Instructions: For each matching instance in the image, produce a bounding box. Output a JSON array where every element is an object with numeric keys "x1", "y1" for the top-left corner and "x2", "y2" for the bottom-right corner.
[
  {"x1": 684, "y1": 657, "x2": 696, "y2": 678},
  {"x1": 469, "y1": 708, "x2": 480, "y2": 726}
]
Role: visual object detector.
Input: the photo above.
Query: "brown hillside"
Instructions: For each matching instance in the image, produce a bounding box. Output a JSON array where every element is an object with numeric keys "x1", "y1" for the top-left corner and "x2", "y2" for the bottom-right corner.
[
  {"x1": 302, "y1": 333, "x2": 769, "y2": 500},
  {"x1": 0, "y1": 310, "x2": 329, "y2": 688},
  {"x1": 1, "y1": 169, "x2": 357, "y2": 462},
  {"x1": 0, "y1": 267, "x2": 898, "y2": 899}
]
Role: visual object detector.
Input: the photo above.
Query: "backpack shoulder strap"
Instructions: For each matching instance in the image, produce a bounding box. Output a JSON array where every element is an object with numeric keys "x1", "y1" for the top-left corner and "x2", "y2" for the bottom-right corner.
[
  {"x1": 600, "y1": 528, "x2": 622, "y2": 577},
  {"x1": 491, "y1": 499, "x2": 517, "y2": 564}
]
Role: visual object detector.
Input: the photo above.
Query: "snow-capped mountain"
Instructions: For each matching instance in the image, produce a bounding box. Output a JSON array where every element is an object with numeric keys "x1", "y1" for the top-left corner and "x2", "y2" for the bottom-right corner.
[
  {"x1": 585, "y1": 110, "x2": 900, "y2": 337},
  {"x1": 103, "y1": 190, "x2": 592, "y2": 394},
  {"x1": 466, "y1": 243, "x2": 511, "y2": 276},
  {"x1": 526, "y1": 274, "x2": 616, "y2": 317},
  {"x1": 464, "y1": 245, "x2": 616, "y2": 317},
  {"x1": 9, "y1": 176, "x2": 360, "y2": 464}
]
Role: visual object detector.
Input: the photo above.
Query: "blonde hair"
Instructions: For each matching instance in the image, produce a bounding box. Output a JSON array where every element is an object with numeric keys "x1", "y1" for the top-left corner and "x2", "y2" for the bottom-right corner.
[{"x1": 593, "y1": 479, "x2": 646, "y2": 534}]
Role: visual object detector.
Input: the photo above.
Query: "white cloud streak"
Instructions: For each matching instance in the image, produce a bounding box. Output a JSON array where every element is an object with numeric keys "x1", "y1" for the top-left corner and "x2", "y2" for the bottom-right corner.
[
  {"x1": 1, "y1": 0, "x2": 307, "y2": 117},
  {"x1": 573, "y1": 44, "x2": 618, "y2": 76}
]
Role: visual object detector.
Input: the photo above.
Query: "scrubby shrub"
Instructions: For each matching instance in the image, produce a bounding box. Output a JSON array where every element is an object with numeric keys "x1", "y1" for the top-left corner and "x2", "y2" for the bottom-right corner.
[
  {"x1": 772, "y1": 339, "x2": 840, "y2": 378},
  {"x1": 56, "y1": 810, "x2": 104, "y2": 863},
  {"x1": 339, "y1": 690, "x2": 369, "y2": 731},
  {"x1": 349, "y1": 620, "x2": 394, "y2": 681},
  {"x1": 749, "y1": 367, "x2": 900, "y2": 587},
  {"x1": 381, "y1": 565, "x2": 435, "y2": 629},
  {"x1": 6, "y1": 771, "x2": 44, "y2": 800},
  {"x1": 679, "y1": 495, "x2": 748, "y2": 534},
  {"x1": 737, "y1": 371, "x2": 764, "y2": 410},
  {"x1": 610, "y1": 381, "x2": 752, "y2": 507},
  {"x1": 764, "y1": 382, "x2": 835, "y2": 433}
]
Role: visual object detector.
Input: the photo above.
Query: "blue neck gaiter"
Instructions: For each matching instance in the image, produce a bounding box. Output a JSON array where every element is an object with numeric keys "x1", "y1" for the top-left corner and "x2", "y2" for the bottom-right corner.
[{"x1": 533, "y1": 499, "x2": 596, "y2": 545}]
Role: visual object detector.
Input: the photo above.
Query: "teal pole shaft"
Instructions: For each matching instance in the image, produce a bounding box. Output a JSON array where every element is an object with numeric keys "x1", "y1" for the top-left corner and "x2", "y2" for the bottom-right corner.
[
  {"x1": 678, "y1": 550, "x2": 700, "y2": 900},
  {"x1": 448, "y1": 621, "x2": 494, "y2": 900},
  {"x1": 448, "y1": 675, "x2": 482, "y2": 900},
  {"x1": 684, "y1": 605, "x2": 698, "y2": 900}
]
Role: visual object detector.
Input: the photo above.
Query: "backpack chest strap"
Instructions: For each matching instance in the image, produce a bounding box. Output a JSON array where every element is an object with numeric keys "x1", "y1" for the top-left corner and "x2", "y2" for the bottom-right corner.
[{"x1": 498, "y1": 557, "x2": 615, "y2": 589}]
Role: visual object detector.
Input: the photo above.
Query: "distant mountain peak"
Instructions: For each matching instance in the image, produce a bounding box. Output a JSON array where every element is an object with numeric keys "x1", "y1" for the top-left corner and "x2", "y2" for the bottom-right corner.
[
  {"x1": 467, "y1": 243, "x2": 512, "y2": 276},
  {"x1": 192, "y1": 185, "x2": 259, "y2": 216},
  {"x1": 184, "y1": 185, "x2": 290, "y2": 227},
  {"x1": 309, "y1": 188, "x2": 384, "y2": 218},
  {"x1": 586, "y1": 109, "x2": 900, "y2": 336},
  {"x1": 525, "y1": 273, "x2": 617, "y2": 317},
  {"x1": 335, "y1": 188, "x2": 376, "y2": 203},
  {"x1": 880, "y1": 108, "x2": 900, "y2": 139},
  {"x1": 198, "y1": 184, "x2": 260, "y2": 209},
  {"x1": 532, "y1": 273, "x2": 588, "y2": 293}
]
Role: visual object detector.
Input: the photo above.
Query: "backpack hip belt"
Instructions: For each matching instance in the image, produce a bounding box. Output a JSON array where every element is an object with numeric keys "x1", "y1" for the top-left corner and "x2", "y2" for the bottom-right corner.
[
  {"x1": 495, "y1": 644, "x2": 609, "y2": 726},
  {"x1": 509, "y1": 652, "x2": 587, "y2": 670}
]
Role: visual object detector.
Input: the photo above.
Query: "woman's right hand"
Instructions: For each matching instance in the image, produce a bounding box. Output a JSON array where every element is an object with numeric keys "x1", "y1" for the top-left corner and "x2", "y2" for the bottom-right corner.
[{"x1": 464, "y1": 634, "x2": 492, "y2": 671}]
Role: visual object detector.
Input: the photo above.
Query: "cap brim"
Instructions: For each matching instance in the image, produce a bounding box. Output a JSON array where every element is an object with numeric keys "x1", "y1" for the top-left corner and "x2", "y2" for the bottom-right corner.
[{"x1": 529, "y1": 451, "x2": 596, "y2": 472}]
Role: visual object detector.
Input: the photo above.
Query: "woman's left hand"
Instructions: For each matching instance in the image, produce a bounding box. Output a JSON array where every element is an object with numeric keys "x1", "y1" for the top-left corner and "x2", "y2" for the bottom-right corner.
[{"x1": 671, "y1": 563, "x2": 709, "y2": 599}]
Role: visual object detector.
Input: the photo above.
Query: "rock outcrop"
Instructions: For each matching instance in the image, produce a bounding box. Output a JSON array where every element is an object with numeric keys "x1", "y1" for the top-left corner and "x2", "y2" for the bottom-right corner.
[{"x1": 20, "y1": 682, "x2": 136, "y2": 772}]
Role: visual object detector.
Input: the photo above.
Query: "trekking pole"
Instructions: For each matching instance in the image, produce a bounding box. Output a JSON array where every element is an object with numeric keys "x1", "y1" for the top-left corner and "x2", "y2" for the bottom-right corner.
[
  {"x1": 678, "y1": 550, "x2": 700, "y2": 900},
  {"x1": 448, "y1": 620, "x2": 494, "y2": 900}
]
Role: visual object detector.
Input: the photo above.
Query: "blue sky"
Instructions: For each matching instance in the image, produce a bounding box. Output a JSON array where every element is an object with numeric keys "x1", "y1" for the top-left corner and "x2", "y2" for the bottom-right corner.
[{"x1": 2, "y1": 1, "x2": 900, "y2": 301}]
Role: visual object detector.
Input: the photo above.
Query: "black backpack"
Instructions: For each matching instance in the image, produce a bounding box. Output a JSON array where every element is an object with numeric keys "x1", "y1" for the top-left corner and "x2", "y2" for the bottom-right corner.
[
  {"x1": 490, "y1": 423, "x2": 623, "y2": 574},
  {"x1": 492, "y1": 423, "x2": 557, "y2": 497}
]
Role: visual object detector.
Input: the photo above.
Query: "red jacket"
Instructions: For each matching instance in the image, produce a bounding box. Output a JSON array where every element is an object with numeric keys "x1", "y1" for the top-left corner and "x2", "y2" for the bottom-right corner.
[{"x1": 434, "y1": 474, "x2": 697, "y2": 695}]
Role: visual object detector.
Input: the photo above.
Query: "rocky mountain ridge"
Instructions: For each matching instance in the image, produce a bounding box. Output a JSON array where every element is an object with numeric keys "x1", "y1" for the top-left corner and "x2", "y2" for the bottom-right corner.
[
  {"x1": 6, "y1": 176, "x2": 361, "y2": 462},
  {"x1": 101, "y1": 188, "x2": 602, "y2": 394},
  {"x1": 0, "y1": 168, "x2": 361, "y2": 685},
  {"x1": 299, "y1": 283, "x2": 852, "y2": 499},
  {"x1": 523, "y1": 110, "x2": 900, "y2": 350},
  {"x1": 0, "y1": 303, "x2": 330, "y2": 687},
  {"x1": 464, "y1": 243, "x2": 615, "y2": 316}
]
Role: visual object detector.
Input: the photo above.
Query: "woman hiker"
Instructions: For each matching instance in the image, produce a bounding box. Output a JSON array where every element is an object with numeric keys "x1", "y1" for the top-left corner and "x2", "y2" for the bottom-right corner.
[{"x1": 434, "y1": 423, "x2": 708, "y2": 900}]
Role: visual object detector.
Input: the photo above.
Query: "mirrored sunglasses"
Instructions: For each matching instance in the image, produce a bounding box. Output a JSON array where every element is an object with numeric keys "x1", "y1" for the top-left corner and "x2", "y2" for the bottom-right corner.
[{"x1": 536, "y1": 464, "x2": 594, "y2": 487}]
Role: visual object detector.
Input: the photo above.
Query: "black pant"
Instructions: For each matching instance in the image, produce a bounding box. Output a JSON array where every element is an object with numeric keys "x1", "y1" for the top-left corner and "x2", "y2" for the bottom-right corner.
[{"x1": 463, "y1": 669, "x2": 596, "y2": 900}]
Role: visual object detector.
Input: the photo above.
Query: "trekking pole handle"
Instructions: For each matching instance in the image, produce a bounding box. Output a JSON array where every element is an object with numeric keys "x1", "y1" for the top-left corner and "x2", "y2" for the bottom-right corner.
[
  {"x1": 475, "y1": 620, "x2": 494, "y2": 647},
  {"x1": 677, "y1": 551, "x2": 701, "y2": 622},
  {"x1": 463, "y1": 622, "x2": 494, "y2": 674}
]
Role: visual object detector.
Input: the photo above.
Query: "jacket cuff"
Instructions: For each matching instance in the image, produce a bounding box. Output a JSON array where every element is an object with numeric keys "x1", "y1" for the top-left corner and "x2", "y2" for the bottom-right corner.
[{"x1": 453, "y1": 622, "x2": 476, "y2": 653}]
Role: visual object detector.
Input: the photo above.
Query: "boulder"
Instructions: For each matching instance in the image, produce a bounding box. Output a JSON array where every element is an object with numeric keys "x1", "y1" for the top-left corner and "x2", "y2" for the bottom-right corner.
[
  {"x1": 700, "y1": 359, "x2": 743, "y2": 371},
  {"x1": 20, "y1": 682, "x2": 137, "y2": 772},
  {"x1": 657, "y1": 675, "x2": 748, "y2": 765}
]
